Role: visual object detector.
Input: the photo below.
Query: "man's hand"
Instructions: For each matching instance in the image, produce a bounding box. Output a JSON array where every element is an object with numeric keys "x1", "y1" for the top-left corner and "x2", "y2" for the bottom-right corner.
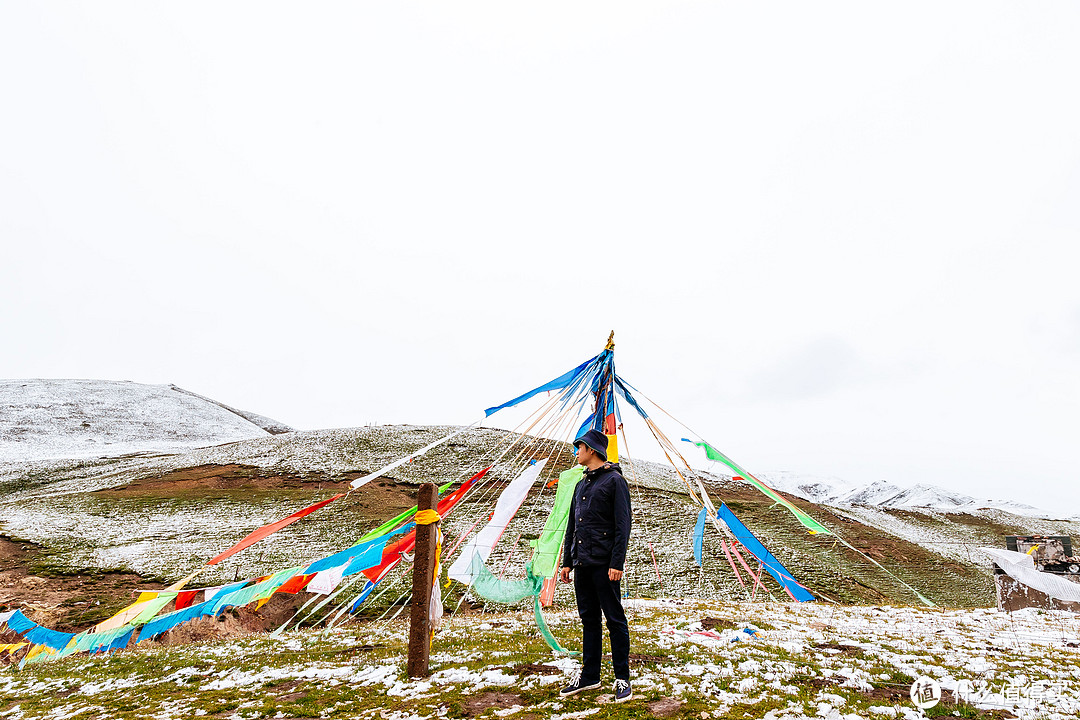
[
  {"x1": 608, "y1": 568, "x2": 623, "y2": 582},
  {"x1": 560, "y1": 566, "x2": 572, "y2": 584}
]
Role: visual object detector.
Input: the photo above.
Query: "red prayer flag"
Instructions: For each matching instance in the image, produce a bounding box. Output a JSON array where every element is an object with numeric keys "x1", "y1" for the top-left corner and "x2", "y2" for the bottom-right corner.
[
  {"x1": 206, "y1": 494, "x2": 345, "y2": 566},
  {"x1": 175, "y1": 590, "x2": 200, "y2": 611}
]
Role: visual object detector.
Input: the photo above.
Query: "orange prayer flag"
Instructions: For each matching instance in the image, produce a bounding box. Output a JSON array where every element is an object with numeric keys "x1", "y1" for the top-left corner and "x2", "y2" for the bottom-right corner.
[{"x1": 206, "y1": 494, "x2": 344, "y2": 566}]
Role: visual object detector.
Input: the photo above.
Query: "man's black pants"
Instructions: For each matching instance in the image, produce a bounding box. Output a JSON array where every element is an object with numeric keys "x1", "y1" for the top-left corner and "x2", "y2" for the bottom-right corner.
[{"x1": 573, "y1": 565, "x2": 630, "y2": 683}]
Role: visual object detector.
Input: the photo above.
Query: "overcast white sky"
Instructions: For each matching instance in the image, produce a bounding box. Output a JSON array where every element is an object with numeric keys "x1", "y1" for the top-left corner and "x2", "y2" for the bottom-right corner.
[{"x1": 2, "y1": 3, "x2": 1079, "y2": 513}]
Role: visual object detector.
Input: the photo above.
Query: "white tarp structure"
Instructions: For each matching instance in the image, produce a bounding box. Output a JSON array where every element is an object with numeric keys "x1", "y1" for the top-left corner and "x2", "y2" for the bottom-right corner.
[
  {"x1": 982, "y1": 547, "x2": 1080, "y2": 603},
  {"x1": 448, "y1": 458, "x2": 548, "y2": 585}
]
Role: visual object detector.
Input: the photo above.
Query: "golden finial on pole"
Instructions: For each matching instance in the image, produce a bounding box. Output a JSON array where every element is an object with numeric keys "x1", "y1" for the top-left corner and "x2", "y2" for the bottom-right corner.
[{"x1": 604, "y1": 331, "x2": 615, "y2": 351}]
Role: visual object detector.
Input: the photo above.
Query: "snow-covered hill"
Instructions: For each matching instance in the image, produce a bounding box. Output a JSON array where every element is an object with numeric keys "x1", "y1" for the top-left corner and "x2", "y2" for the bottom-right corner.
[
  {"x1": 0, "y1": 380, "x2": 293, "y2": 463},
  {"x1": 759, "y1": 470, "x2": 1063, "y2": 519}
]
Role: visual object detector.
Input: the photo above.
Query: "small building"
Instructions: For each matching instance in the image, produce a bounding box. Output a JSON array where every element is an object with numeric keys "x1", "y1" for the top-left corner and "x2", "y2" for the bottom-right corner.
[
  {"x1": 1004, "y1": 535, "x2": 1080, "y2": 573},
  {"x1": 989, "y1": 536, "x2": 1080, "y2": 613}
]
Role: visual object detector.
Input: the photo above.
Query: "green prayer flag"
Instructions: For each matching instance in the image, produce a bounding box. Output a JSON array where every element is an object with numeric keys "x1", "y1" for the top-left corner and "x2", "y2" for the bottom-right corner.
[
  {"x1": 530, "y1": 466, "x2": 583, "y2": 578},
  {"x1": 358, "y1": 480, "x2": 454, "y2": 542},
  {"x1": 470, "y1": 554, "x2": 542, "y2": 604},
  {"x1": 251, "y1": 568, "x2": 303, "y2": 602},
  {"x1": 467, "y1": 554, "x2": 577, "y2": 655},
  {"x1": 688, "y1": 441, "x2": 831, "y2": 535},
  {"x1": 214, "y1": 568, "x2": 301, "y2": 611},
  {"x1": 130, "y1": 594, "x2": 178, "y2": 625},
  {"x1": 533, "y1": 595, "x2": 576, "y2": 655},
  {"x1": 687, "y1": 440, "x2": 935, "y2": 606}
]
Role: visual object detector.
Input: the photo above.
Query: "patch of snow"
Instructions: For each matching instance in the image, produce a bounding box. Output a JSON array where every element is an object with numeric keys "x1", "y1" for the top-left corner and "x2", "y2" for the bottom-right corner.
[
  {"x1": 477, "y1": 669, "x2": 518, "y2": 686},
  {"x1": 735, "y1": 677, "x2": 758, "y2": 693},
  {"x1": 549, "y1": 709, "x2": 601, "y2": 720},
  {"x1": 816, "y1": 692, "x2": 846, "y2": 706}
]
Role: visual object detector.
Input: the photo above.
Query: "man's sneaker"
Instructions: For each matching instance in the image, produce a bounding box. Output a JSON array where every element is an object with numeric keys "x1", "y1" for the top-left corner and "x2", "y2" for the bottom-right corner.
[
  {"x1": 613, "y1": 678, "x2": 633, "y2": 703},
  {"x1": 559, "y1": 673, "x2": 601, "y2": 697}
]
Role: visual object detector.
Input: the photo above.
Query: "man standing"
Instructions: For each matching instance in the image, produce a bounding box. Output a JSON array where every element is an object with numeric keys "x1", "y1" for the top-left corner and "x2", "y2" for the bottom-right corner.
[{"x1": 558, "y1": 428, "x2": 633, "y2": 703}]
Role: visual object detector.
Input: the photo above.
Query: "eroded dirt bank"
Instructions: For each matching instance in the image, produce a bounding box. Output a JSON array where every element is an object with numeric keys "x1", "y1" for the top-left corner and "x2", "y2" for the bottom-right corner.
[{"x1": 0, "y1": 535, "x2": 164, "y2": 632}]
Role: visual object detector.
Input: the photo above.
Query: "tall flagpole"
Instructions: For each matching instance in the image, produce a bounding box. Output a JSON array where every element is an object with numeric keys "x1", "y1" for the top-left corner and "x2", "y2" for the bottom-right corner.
[{"x1": 598, "y1": 331, "x2": 619, "y2": 460}]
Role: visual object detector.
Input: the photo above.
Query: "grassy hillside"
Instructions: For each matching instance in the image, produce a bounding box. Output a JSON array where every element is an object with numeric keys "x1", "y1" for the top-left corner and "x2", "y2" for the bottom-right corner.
[{"x1": 4, "y1": 424, "x2": 1080, "y2": 635}]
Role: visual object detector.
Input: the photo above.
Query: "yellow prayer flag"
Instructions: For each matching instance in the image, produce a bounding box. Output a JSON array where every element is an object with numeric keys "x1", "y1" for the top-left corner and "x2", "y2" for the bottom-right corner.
[{"x1": 605, "y1": 434, "x2": 619, "y2": 463}]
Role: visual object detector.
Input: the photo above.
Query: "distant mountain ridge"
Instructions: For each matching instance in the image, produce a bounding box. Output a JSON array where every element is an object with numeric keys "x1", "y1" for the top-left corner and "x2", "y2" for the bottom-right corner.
[
  {"x1": 0, "y1": 379, "x2": 293, "y2": 463},
  {"x1": 758, "y1": 470, "x2": 1063, "y2": 519}
]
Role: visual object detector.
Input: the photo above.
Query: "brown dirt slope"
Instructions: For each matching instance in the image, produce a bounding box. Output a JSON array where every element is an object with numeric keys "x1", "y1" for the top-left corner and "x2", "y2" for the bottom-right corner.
[
  {"x1": 0, "y1": 535, "x2": 164, "y2": 632},
  {"x1": 94, "y1": 463, "x2": 360, "y2": 496}
]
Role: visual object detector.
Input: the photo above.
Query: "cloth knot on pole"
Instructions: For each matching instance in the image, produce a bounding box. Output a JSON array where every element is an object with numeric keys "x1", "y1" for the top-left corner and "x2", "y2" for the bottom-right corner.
[{"x1": 414, "y1": 509, "x2": 441, "y2": 525}]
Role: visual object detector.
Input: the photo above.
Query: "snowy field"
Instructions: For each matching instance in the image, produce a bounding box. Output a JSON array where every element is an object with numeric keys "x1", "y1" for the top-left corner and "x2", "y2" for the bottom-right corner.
[
  {"x1": 4, "y1": 599, "x2": 1079, "y2": 720},
  {"x1": 0, "y1": 380, "x2": 276, "y2": 464}
]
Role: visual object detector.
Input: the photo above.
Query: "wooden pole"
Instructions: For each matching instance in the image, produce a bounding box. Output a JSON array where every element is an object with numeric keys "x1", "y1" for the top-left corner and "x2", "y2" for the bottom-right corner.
[{"x1": 407, "y1": 482, "x2": 438, "y2": 678}]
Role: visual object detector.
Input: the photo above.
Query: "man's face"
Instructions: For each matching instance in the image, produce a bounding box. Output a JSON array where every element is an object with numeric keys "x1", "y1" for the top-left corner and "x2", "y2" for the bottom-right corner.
[{"x1": 575, "y1": 442, "x2": 591, "y2": 466}]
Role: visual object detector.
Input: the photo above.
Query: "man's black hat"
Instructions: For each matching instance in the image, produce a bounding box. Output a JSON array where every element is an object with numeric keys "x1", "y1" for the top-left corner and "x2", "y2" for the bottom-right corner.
[{"x1": 574, "y1": 428, "x2": 608, "y2": 462}]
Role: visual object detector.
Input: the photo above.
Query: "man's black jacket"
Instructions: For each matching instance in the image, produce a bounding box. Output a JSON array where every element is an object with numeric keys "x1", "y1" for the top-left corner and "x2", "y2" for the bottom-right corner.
[{"x1": 561, "y1": 462, "x2": 632, "y2": 571}]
